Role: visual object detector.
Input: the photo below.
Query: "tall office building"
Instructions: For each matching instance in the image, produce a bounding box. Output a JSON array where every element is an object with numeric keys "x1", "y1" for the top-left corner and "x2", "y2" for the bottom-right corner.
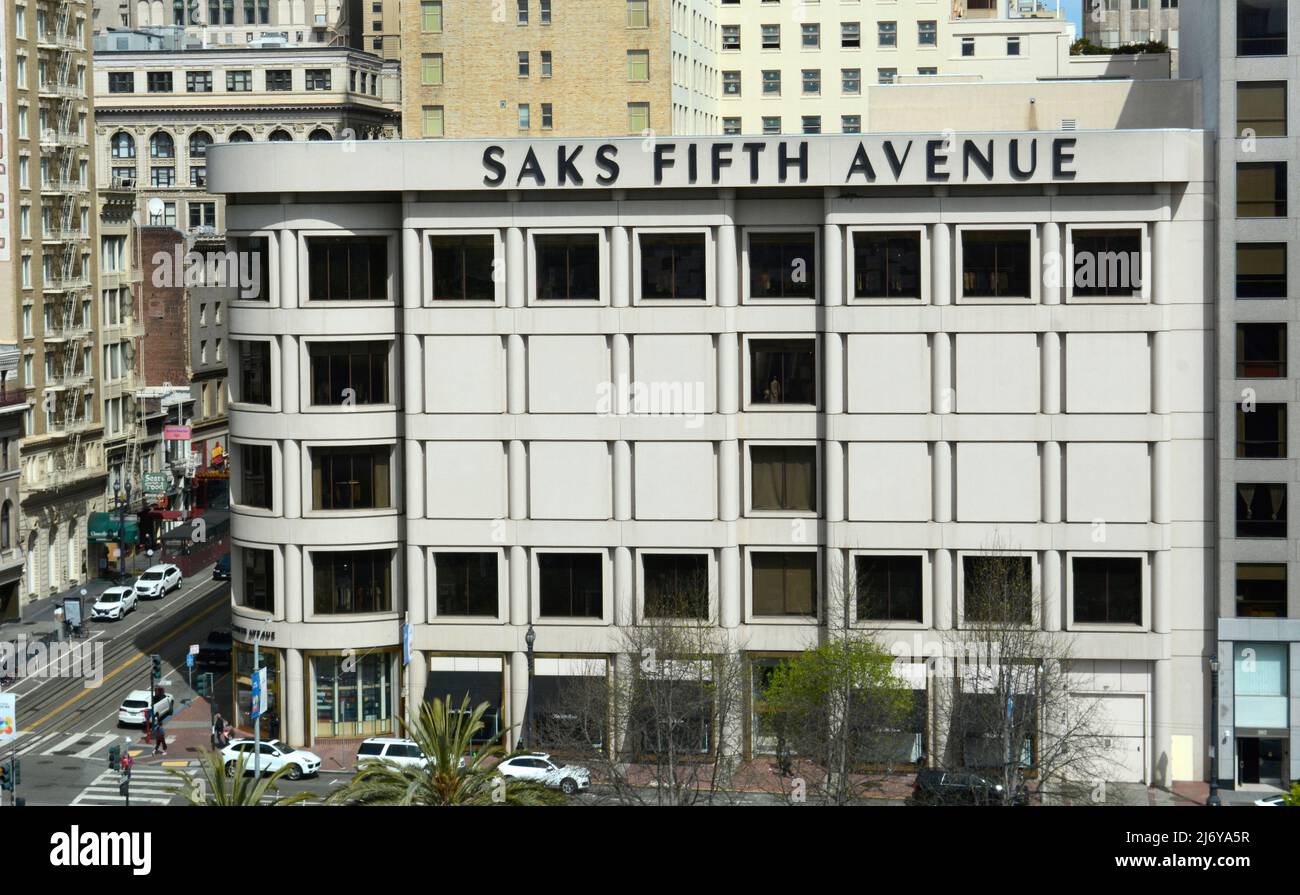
[
  {"x1": 2, "y1": 0, "x2": 109, "y2": 603},
  {"x1": 402, "y1": 0, "x2": 720, "y2": 138},
  {"x1": 1182, "y1": 0, "x2": 1298, "y2": 792},
  {"x1": 91, "y1": 0, "x2": 362, "y2": 49}
]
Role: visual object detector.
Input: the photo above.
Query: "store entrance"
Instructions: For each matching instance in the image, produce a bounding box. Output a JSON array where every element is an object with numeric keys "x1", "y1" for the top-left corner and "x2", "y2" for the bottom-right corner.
[{"x1": 1238, "y1": 737, "x2": 1287, "y2": 786}]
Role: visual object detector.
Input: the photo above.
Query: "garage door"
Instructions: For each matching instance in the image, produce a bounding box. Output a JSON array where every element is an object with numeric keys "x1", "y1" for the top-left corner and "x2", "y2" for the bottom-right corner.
[{"x1": 1094, "y1": 694, "x2": 1146, "y2": 783}]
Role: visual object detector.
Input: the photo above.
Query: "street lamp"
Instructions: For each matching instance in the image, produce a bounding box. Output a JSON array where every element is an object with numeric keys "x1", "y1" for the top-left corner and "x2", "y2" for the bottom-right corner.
[
  {"x1": 523, "y1": 625, "x2": 536, "y2": 751},
  {"x1": 113, "y1": 474, "x2": 131, "y2": 584},
  {"x1": 1207, "y1": 654, "x2": 1221, "y2": 807}
]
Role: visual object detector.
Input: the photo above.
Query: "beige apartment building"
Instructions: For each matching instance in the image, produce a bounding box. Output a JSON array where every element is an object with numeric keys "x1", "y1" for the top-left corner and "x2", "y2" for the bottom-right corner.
[
  {"x1": 402, "y1": 0, "x2": 720, "y2": 139},
  {"x1": 2, "y1": 0, "x2": 109, "y2": 604},
  {"x1": 92, "y1": 0, "x2": 364, "y2": 49}
]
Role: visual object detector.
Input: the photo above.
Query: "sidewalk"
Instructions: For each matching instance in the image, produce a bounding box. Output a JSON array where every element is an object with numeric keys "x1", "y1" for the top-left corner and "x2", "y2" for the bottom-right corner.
[
  {"x1": 129, "y1": 695, "x2": 217, "y2": 768},
  {"x1": 0, "y1": 576, "x2": 120, "y2": 640}
]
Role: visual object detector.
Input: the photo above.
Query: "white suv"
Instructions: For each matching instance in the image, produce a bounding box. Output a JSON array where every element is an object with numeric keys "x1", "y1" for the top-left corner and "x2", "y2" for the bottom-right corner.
[
  {"x1": 356, "y1": 737, "x2": 429, "y2": 770},
  {"x1": 91, "y1": 586, "x2": 138, "y2": 621},
  {"x1": 134, "y1": 564, "x2": 182, "y2": 600},
  {"x1": 222, "y1": 739, "x2": 322, "y2": 780},
  {"x1": 497, "y1": 753, "x2": 590, "y2": 795}
]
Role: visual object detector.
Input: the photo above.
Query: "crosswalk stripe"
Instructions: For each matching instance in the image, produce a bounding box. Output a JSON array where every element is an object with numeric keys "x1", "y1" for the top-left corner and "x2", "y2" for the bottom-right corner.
[
  {"x1": 74, "y1": 733, "x2": 124, "y2": 760},
  {"x1": 17, "y1": 731, "x2": 63, "y2": 756},
  {"x1": 43, "y1": 731, "x2": 91, "y2": 756}
]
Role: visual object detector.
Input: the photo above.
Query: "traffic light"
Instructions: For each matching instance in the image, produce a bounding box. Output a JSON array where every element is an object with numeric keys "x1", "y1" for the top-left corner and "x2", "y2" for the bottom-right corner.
[
  {"x1": 108, "y1": 745, "x2": 121, "y2": 771},
  {"x1": 0, "y1": 759, "x2": 14, "y2": 792},
  {"x1": 151, "y1": 654, "x2": 162, "y2": 680},
  {"x1": 196, "y1": 672, "x2": 213, "y2": 698}
]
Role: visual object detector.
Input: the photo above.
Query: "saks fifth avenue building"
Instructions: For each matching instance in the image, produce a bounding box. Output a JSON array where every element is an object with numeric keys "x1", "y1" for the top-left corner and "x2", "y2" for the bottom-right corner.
[{"x1": 208, "y1": 131, "x2": 1216, "y2": 785}]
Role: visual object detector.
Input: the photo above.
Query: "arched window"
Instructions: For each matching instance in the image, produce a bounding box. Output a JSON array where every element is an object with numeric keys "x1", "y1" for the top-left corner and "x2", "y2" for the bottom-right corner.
[
  {"x1": 267, "y1": 129, "x2": 293, "y2": 142},
  {"x1": 111, "y1": 132, "x2": 136, "y2": 159},
  {"x1": 149, "y1": 131, "x2": 175, "y2": 159},
  {"x1": 308, "y1": 128, "x2": 333, "y2": 142},
  {"x1": 189, "y1": 130, "x2": 213, "y2": 158},
  {"x1": 1, "y1": 502, "x2": 11, "y2": 550},
  {"x1": 227, "y1": 129, "x2": 253, "y2": 143}
]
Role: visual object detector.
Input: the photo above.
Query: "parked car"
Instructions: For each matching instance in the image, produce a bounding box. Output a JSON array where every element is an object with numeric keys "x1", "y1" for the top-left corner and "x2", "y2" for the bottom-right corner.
[
  {"x1": 195, "y1": 628, "x2": 233, "y2": 670},
  {"x1": 133, "y1": 564, "x2": 182, "y2": 600},
  {"x1": 496, "y1": 753, "x2": 590, "y2": 795},
  {"x1": 212, "y1": 554, "x2": 231, "y2": 580},
  {"x1": 911, "y1": 769, "x2": 1026, "y2": 806},
  {"x1": 356, "y1": 737, "x2": 430, "y2": 770},
  {"x1": 90, "y1": 586, "x2": 138, "y2": 621},
  {"x1": 1254, "y1": 794, "x2": 1287, "y2": 807},
  {"x1": 222, "y1": 739, "x2": 322, "y2": 780},
  {"x1": 118, "y1": 688, "x2": 174, "y2": 727}
]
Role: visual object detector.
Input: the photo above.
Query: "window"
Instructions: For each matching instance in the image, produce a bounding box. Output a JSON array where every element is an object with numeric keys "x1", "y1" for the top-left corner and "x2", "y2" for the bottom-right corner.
[
  {"x1": 841, "y1": 115, "x2": 861, "y2": 134},
  {"x1": 1238, "y1": 0, "x2": 1288, "y2": 55},
  {"x1": 309, "y1": 341, "x2": 390, "y2": 405},
  {"x1": 878, "y1": 68, "x2": 897, "y2": 84},
  {"x1": 1072, "y1": 557, "x2": 1141, "y2": 625},
  {"x1": 111, "y1": 132, "x2": 136, "y2": 159},
  {"x1": 429, "y1": 234, "x2": 495, "y2": 301},
  {"x1": 227, "y1": 70, "x2": 252, "y2": 91},
  {"x1": 643, "y1": 554, "x2": 708, "y2": 619},
  {"x1": 237, "y1": 341, "x2": 272, "y2": 405},
  {"x1": 761, "y1": 23, "x2": 780, "y2": 49},
  {"x1": 802, "y1": 116, "x2": 821, "y2": 134},
  {"x1": 1237, "y1": 403, "x2": 1287, "y2": 458},
  {"x1": 639, "y1": 233, "x2": 706, "y2": 300},
  {"x1": 150, "y1": 167, "x2": 176, "y2": 188},
  {"x1": 918, "y1": 66, "x2": 938, "y2": 76},
  {"x1": 749, "y1": 232, "x2": 817, "y2": 299},
  {"x1": 311, "y1": 445, "x2": 391, "y2": 510},
  {"x1": 854, "y1": 231, "x2": 921, "y2": 299},
  {"x1": 227, "y1": 129, "x2": 252, "y2": 143},
  {"x1": 435, "y1": 553, "x2": 498, "y2": 616},
  {"x1": 762, "y1": 116, "x2": 781, "y2": 135},
  {"x1": 238, "y1": 443, "x2": 273, "y2": 508},
  {"x1": 1236, "y1": 563, "x2": 1285, "y2": 617},
  {"x1": 1237, "y1": 483, "x2": 1286, "y2": 538},
  {"x1": 723, "y1": 71, "x2": 742, "y2": 96},
  {"x1": 188, "y1": 201, "x2": 216, "y2": 229},
  {"x1": 918, "y1": 20, "x2": 937, "y2": 46},
  {"x1": 305, "y1": 69, "x2": 331, "y2": 90},
  {"x1": 751, "y1": 445, "x2": 817, "y2": 512},
  {"x1": 722, "y1": 24, "x2": 740, "y2": 49},
  {"x1": 241, "y1": 548, "x2": 274, "y2": 612},
  {"x1": 1007, "y1": 36, "x2": 1021, "y2": 56},
  {"x1": 627, "y1": 102, "x2": 650, "y2": 134},
  {"x1": 962, "y1": 230, "x2": 1031, "y2": 298},
  {"x1": 723, "y1": 118, "x2": 741, "y2": 135},
  {"x1": 842, "y1": 68, "x2": 861, "y2": 94},
  {"x1": 801, "y1": 23, "x2": 819, "y2": 48},
  {"x1": 231, "y1": 235, "x2": 271, "y2": 301},
  {"x1": 518, "y1": 102, "x2": 531, "y2": 128},
  {"x1": 1237, "y1": 323, "x2": 1287, "y2": 377},
  {"x1": 108, "y1": 72, "x2": 134, "y2": 93},
  {"x1": 541, "y1": 103, "x2": 553, "y2": 128},
  {"x1": 313, "y1": 551, "x2": 392, "y2": 614},
  {"x1": 762, "y1": 69, "x2": 780, "y2": 95},
  {"x1": 421, "y1": 0, "x2": 442, "y2": 31},
  {"x1": 627, "y1": 0, "x2": 648, "y2": 28},
  {"x1": 856, "y1": 555, "x2": 923, "y2": 623},
  {"x1": 801, "y1": 69, "x2": 821, "y2": 96},
  {"x1": 963, "y1": 555, "x2": 1033, "y2": 625},
  {"x1": 1071, "y1": 229, "x2": 1142, "y2": 297},
  {"x1": 538, "y1": 553, "x2": 602, "y2": 617},
  {"x1": 1236, "y1": 243, "x2": 1287, "y2": 298},
  {"x1": 149, "y1": 132, "x2": 175, "y2": 159},
  {"x1": 186, "y1": 70, "x2": 213, "y2": 92},
  {"x1": 422, "y1": 105, "x2": 444, "y2": 138},
  {"x1": 265, "y1": 69, "x2": 291, "y2": 91},
  {"x1": 535, "y1": 233, "x2": 600, "y2": 300},
  {"x1": 518, "y1": 51, "x2": 530, "y2": 77},
  {"x1": 540, "y1": 0, "x2": 551, "y2": 24},
  {"x1": 842, "y1": 22, "x2": 860, "y2": 48},
  {"x1": 1238, "y1": 162, "x2": 1287, "y2": 216},
  {"x1": 627, "y1": 49, "x2": 649, "y2": 81},
  {"x1": 750, "y1": 339, "x2": 815, "y2": 406},
  {"x1": 752, "y1": 552, "x2": 817, "y2": 617},
  {"x1": 306, "y1": 236, "x2": 389, "y2": 301},
  {"x1": 878, "y1": 21, "x2": 897, "y2": 47},
  {"x1": 517, "y1": 0, "x2": 528, "y2": 25},
  {"x1": 540, "y1": 51, "x2": 552, "y2": 77},
  {"x1": 189, "y1": 130, "x2": 212, "y2": 159},
  {"x1": 1238, "y1": 82, "x2": 1287, "y2": 136},
  {"x1": 962, "y1": 36, "x2": 975, "y2": 56}
]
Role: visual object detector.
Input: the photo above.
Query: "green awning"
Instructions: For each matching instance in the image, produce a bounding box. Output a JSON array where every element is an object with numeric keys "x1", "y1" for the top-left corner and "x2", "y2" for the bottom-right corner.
[{"x1": 88, "y1": 512, "x2": 140, "y2": 544}]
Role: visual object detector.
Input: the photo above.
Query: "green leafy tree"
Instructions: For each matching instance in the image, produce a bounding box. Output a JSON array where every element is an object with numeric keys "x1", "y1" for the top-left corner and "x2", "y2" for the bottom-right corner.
[
  {"x1": 1282, "y1": 782, "x2": 1300, "y2": 806},
  {"x1": 329, "y1": 694, "x2": 562, "y2": 806},
  {"x1": 166, "y1": 749, "x2": 314, "y2": 807},
  {"x1": 757, "y1": 637, "x2": 914, "y2": 805}
]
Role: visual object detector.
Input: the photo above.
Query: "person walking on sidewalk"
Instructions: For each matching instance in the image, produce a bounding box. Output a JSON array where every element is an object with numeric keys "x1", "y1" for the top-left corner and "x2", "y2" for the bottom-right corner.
[
  {"x1": 152, "y1": 721, "x2": 167, "y2": 755},
  {"x1": 212, "y1": 713, "x2": 228, "y2": 748}
]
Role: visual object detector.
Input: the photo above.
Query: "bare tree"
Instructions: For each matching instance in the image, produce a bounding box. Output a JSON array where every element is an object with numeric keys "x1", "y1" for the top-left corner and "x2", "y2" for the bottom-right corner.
[{"x1": 931, "y1": 549, "x2": 1120, "y2": 805}]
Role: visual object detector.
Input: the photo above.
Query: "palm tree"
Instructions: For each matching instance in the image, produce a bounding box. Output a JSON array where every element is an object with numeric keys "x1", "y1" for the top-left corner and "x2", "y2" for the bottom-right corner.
[
  {"x1": 166, "y1": 749, "x2": 314, "y2": 807},
  {"x1": 329, "y1": 694, "x2": 562, "y2": 806}
]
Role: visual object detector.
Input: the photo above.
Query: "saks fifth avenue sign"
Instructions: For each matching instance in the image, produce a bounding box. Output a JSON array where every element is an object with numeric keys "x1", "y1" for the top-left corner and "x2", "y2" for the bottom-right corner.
[{"x1": 481, "y1": 136, "x2": 1081, "y2": 189}]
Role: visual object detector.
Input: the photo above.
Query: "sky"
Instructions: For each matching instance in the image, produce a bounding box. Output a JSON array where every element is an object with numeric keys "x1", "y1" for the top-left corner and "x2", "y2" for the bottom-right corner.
[{"x1": 1065, "y1": 0, "x2": 1085, "y2": 31}]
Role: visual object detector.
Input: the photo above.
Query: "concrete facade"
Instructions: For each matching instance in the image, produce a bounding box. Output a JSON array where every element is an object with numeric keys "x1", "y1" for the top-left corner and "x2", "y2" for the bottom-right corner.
[{"x1": 209, "y1": 131, "x2": 1216, "y2": 785}]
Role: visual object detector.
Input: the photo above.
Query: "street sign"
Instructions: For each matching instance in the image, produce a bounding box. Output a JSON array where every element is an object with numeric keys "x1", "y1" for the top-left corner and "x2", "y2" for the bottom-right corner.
[
  {"x1": 189, "y1": 644, "x2": 200, "y2": 656},
  {"x1": 143, "y1": 472, "x2": 170, "y2": 498},
  {"x1": 163, "y1": 425, "x2": 192, "y2": 441},
  {"x1": 185, "y1": 653, "x2": 194, "y2": 670},
  {"x1": 250, "y1": 667, "x2": 267, "y2": 720},
  {"x1": 0, "y1": 693, "x2": 16, "y2": 745},
  {"x1": 402, "y1": 623, "x2": 412, "y2": 667}
]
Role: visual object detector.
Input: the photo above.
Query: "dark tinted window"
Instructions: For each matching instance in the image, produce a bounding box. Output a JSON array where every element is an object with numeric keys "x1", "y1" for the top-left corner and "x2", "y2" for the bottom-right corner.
[
  {"x1": 429, "y1": 234, "x2": 496, "y2": 301},
  {"x1": 639, "y1": 233, "x2": 707, "y2": 300},
  {"x1": 306, "y1": 236, "x2": 389, "y2": 301},
  {"x1": 853, "y1": 231, "x2": 921, "y2": 299},
  {"x1": 749, "y1": 232, "x2": 817, "y2": 299}
]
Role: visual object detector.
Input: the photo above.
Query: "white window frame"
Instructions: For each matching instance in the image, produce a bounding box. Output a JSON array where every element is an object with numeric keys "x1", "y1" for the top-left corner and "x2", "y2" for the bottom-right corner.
[
  {"x1": 303, "y1": 544, "x2": 402, "y2": 622},
  {"x1": 1063, "y1": 222, "x2": 1151, "y2": 304},
  {"x1": 231, "y1": 541, "x2": 281, "y2": 618},
  {"x1": 954, "y1": 223, "x2": 1040, "y2": 305},
  {"x1": 848, "y1": 548, "x2": 931, "y2": 631},
  {"x1": 526, "y1": 227, "x2": 610, "y2": 306},
  {"x1": 428, "y1": 547, "x2": 508, "y2": 624},
  {"x1": 421, "y1": 227, "x2": 506, "y2": 307},
  {"x1": 741, "y1": 225, "x2": 821, "y2": 305},
  {"x1": 630, "y1": 226, "x2": 715, "y2": 305},
  {"x1": 229, "y1": 437, "x2": 281, "y2": 516},
  {"x1": 846, "y1": 224, "x2": 930, "y2": 305},
  {"x1": 741, "y1": 332, "x2": 819, "y2": 411},
  {"x1": 230, "y1": 335, "x2": 279, "y2": 411},
  {"x1": 955, "y1": 550, "x2": 1041, "y2": 630},
  {"x1": 297, "y1": 228, "x2": 398, "y2": 307},
  {"x1": 300, "y1": 335, "x2": 398, "y2": 412},
  {"x1": 743, "y1": 439, "x2": 821, "y2": 519},
  {"x1": 1065, "y1": 551, "x2": 1151, "y2": 633},
  {"x1": 743, "y1": 546, "x2": 822, "y2": 625},
  {"x1": 301, "y1": 439, "x2": 401, "y2": 519},
  {"x1": 635, "y1": 547, "x2": 717, "y2": 624},
  {"x1": 530, "y1": 547, "x2": 614, "y2": 626}
]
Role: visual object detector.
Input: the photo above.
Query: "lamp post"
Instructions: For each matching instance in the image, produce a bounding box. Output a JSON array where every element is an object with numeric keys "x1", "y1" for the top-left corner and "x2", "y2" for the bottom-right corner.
[
  {"x1": 523, "y1": 625, "x2": 536, "y2": 751},
  {"x1": 1207, "y1": 654, "x2": 1221, "y2": 807},
  {"x1": 113, "y1": 475, "x2": 132, "y2": 584}
]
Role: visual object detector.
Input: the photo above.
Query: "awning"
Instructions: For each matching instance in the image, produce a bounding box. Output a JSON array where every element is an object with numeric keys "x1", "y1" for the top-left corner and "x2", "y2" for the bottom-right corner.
[{"x1": 88, "y1": 512, "x2": 140, "y2": 544}]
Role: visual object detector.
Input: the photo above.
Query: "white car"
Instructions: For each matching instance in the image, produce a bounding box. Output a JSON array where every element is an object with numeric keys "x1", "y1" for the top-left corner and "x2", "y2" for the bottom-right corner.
[
  {"x1": 1254, "y1": 794, "x2": 1287, "y2": 806},
  {"x1": 497, "y1": 753, "x2": 590, "y2": 795},
  {"x1": 222, "y1": 739, "x2": 322, "y2": 780},
  {"x1": 133, "y1": 564, "x2": 182, "y2": 600},
  {"x1": 354, "y1": 737, "x2": 465, "y2": 771},
  {"x1": 90, "y1": 586, "x2": 137, "y2": 621},
  {"x1": 118, "y1": 689, "x2": 174, "y2": 727}
]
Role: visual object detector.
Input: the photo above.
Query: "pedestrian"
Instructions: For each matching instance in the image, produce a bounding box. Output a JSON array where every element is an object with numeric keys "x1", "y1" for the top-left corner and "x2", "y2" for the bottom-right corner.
[
  {"x1": 212, "y1": 712, "x2": 227, "y2": 748},
  {"x1": 153, "y1": 721, "x2": 167, "y2": 755}
]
